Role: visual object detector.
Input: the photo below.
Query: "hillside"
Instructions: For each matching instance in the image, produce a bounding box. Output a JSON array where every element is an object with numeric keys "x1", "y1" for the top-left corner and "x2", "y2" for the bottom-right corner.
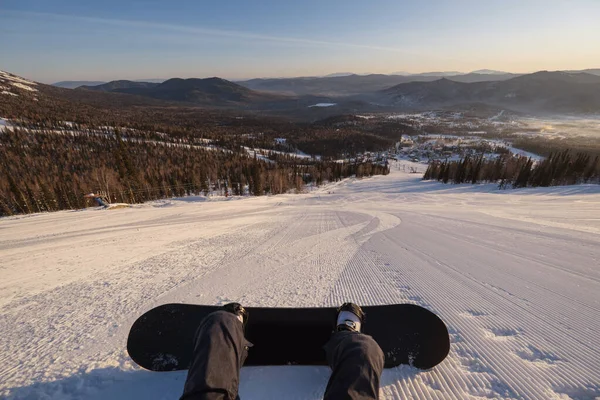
[
  {"x1": 0, "y1": 70, "x2": 40, "y2": 95},
  {"x1": 382, "y1": 71, "x2": 600, "y2": 113},
  {"x1": 0, "y1": 70, "x2": 180, "y2": 124},
  {"x1": 0, "y1": 70, "x2": 287, "y2": 124},
  {"x1": 0, "y1": 71, "x2": 286, "y2": 116},
  {"x1": 53, "y1": 80, "x2": 107, "y2": 89},
  {"x1": 564, "y1": 68, "x2": 600, "y2": 76},
  {"x1": 238, "y1": 73, "x2": 519, "y2": 96},
  {"x1": 80, "y1": 80, "x2": 159, "y2": 92},
  {"x1": 240, "y1": 74, "x2": 419, "y2": 95},
  {"x1": 80, "y1": 77, "x2": 285, "y2": 106}
]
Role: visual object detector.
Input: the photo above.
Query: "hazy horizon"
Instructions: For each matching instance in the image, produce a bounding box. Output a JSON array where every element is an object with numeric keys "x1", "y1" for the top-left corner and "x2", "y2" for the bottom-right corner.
[
  {"x1": 2, "y1": 0, "x2": 599, "y2": 83},
  {"x1": 44, "y1": 68, "x2": 600, "y2": 86}
]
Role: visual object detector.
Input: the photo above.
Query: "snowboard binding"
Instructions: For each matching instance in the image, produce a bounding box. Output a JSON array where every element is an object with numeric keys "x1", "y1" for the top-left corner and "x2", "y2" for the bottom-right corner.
[
  {"x1": 336, "y1": 302, "x2": 365, "y2": 333},
  {"x1": 223, "y1": 302, "x2": 249, "y2": 328}
]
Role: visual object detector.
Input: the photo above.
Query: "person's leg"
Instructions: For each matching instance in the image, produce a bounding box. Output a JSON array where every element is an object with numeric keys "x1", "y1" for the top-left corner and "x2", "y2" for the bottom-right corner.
[
  {"x1": 323, "y1": 331, "x2": 384, "y2": 400},
  {"x1": 323, "y1": 303, "x2": 385, "y2": 400},
  {"x1": 180, "y1": 308, "x2": 252, "y2": 400}
]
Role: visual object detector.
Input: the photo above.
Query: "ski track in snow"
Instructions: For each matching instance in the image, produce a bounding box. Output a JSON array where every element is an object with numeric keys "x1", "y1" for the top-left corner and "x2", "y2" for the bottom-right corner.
[{"x1": 1, "y1": 161, "x2": 599, "y2": 400}]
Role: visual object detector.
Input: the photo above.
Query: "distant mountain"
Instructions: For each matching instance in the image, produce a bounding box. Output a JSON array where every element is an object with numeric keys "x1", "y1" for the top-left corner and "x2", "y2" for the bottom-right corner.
[
  {"x1": 9, "y1": 68, "x2": 600, "y2": 118},
  {"x1": 509, "y1": 70, "x2": 600, "y2": 85},
  {"x1": 239, "y1": 74, "x2": 417, "y2": 96},
  {"x1": 53, "y1": 80, "x2": 107, "y2": 89},
  {"x1": 53, "y1": 79, "x2": 165, "y2": 89},
  {"x1": 79, "y1": 77, "x2": 283, "y2": 105},
  {"x1": 80, "y1": 80, "x2": 159, "y2": 92},
  {"x1": 409, "y1": 71, "x2": 464, "y2": 77},
  {"x1": 470, "y1": 69, "x2": 510, "y2": 75},
  {"x1": 323, "y1": 72, "x2": 356, "y2": 78},
  {"x1": 382, "y1": 78, "x2": 471, "y2": 106},
  {"x1": 381, "y1": 71, "x2": 600, "y2": 113},
  {"x1": 134, "y1": 79, "x2": 166, "y2": 83},
  {"x1": 563, "y1": 68, "x2": 600, "y2": 76},
  {"x1": 448, "y1": 72, "x2": 519, "y2": 83},
  {"x1": 238, "y1": 72, "x2": 519, "y2": 96},
  {"x1": 137, "y1": 77, "x2": 260, "y2": 103}
]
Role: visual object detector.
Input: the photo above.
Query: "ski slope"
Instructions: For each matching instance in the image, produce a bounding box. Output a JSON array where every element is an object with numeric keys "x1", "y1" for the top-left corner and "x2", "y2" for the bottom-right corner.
[{"x1": 1, "y1": 161, "x2": 599, "y2": 400}]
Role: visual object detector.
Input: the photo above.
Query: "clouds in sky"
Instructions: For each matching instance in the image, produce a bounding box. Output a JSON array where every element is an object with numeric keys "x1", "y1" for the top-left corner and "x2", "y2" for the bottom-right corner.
[{"x1": 1, "y1": 2, "x2": 599, "y2": 83}]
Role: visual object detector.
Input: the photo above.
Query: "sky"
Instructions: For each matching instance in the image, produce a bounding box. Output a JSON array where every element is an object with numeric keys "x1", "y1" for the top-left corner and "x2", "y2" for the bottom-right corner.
[{"x1": 1, "y1": 0, "x2": 599, "y2": 83}]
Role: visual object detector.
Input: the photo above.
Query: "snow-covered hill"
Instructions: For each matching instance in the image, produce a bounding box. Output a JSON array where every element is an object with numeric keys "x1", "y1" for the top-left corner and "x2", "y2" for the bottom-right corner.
[
  {"x1": 0, "y1": 70, "x2": 38, "y2": 96},
  {"x1": 1, "y1": 162, "x2": 599, "y2": 399}
]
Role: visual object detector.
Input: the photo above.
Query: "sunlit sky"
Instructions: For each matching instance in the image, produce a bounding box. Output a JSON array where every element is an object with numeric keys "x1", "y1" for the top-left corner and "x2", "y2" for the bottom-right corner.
[{"x1": 1, "y1": 0, "x2": 599, "y2": 83}]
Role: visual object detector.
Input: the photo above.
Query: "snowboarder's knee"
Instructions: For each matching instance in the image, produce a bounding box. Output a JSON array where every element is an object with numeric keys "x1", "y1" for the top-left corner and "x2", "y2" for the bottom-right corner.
[
  {"x1": 336, "y1": 332, "x2": 384, "y2": 366},
  {"x1": 356, "y1": 334, "x2": 384, "y2": 362}
]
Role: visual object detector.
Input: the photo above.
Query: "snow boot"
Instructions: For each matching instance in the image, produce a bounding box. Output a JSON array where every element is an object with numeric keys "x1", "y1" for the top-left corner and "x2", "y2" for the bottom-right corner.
[
  {"x1": 222, "y1": 302, "x2": 249, "y2": 328},
  {"x1": 335, "y1": 302, "x2": 365, "y2": 333}
]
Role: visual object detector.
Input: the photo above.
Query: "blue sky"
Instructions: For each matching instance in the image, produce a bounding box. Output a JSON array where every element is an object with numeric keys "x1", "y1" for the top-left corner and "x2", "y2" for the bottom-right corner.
[{"x1": 1, "y1": 0, "x2": 599, "y2": 83}]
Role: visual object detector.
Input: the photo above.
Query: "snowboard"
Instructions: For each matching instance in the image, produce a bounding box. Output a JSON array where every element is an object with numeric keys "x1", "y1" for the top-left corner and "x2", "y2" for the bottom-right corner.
[{"x1": 127, "y1": 303, "x2": 450, "y2": 371}]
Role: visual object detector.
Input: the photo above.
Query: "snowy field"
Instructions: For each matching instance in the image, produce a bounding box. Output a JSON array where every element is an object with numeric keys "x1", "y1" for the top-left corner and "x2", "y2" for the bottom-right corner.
[{"x1": 1, "y1": 161, "x2": 599, "y2": 400}]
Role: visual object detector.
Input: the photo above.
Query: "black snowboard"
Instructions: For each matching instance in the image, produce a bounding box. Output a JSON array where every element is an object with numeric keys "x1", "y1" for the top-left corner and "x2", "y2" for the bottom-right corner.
[{"x1": 127, "y1": 303, "x2": 450, "y2": 371}]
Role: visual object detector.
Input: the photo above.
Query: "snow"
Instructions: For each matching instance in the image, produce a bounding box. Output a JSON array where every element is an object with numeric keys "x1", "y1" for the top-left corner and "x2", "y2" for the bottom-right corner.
[
  {"x1": 295, "y1": 149, "x2": 319, "y2": 159},
  {"x1": 504, "y1": 145, "x2": 544, "y2": 161},
  {"x1": 9, "y1": 82, "x2": 38, "y2": 92},
  {"x1": 489, "y1": 110, "x2": 505, "y2": 121},
  {"x1": 399, "y1": 134, "x2": 544, "y2": 163},
  {"x1": 243, "y1": 146, "x2": 276, "y2": 163},
  {"x1": 308, "y1": 103, "x2": 337, "y2": 108},
  {"x1": 0, "y1": 117, "x2": 13, "y2": 131},
  {"x1": 244, "y1": 146, "x2": 315, "y2": 161},
  {"x1": 0, "y1": 70, "x2": 38, "y2": 92},
  {"x1": 1, "y1": 161, "x2": 599, "y2": 399}
]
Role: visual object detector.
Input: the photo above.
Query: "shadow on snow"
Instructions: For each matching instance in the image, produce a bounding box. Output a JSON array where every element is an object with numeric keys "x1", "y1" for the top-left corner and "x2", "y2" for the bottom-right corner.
[{"x1": 5, "y1": 364, "x2": 422, "y2": 400}]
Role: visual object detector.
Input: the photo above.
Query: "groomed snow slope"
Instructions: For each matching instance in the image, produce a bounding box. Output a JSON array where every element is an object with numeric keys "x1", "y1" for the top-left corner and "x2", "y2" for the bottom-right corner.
[{"x1": 1, "y1": 161, "x2": 599, "y2": 400}]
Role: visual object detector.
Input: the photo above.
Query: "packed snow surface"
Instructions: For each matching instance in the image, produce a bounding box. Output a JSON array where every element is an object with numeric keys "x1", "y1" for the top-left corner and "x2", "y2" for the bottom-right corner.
[{"x1": 1, "y1": 161, "x2": 599, "y2": 400}]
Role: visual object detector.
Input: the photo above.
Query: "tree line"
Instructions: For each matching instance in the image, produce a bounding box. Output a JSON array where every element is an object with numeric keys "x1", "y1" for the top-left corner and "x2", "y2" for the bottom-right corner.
[
  {"x1": 0, "y1": 127, "x2": 388, "y2": 216},
  {"x1": 423, "y1": 150, "x2": 599, "y2": 188}
]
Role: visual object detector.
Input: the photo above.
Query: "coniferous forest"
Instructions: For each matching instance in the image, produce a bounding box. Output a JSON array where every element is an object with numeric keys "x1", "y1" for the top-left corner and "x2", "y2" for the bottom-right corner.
[
  {"x1": 0, "y1": 78, "x2": 396, "y2": 216},
  {"x1": 423, "y1": 151, "x2": 600, "y2": 188},
  {"x1": 0, "y1": 125, "x2": 389, "y2": 216}
]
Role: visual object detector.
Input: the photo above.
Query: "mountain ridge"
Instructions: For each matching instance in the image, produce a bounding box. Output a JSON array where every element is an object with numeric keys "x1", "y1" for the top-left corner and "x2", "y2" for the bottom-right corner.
[
  {"x1": 5, "y1": 69, "x2": 600, "y2": 117},
  {"x1": 78, "y1": 77, "x2": 285, "y2": 105},
  {"x1": 382, "y1": 71, "x2": 600, "y2": 113},
  {"x1": 80, "y1": 80, "x2": 160, "y2": 92}
]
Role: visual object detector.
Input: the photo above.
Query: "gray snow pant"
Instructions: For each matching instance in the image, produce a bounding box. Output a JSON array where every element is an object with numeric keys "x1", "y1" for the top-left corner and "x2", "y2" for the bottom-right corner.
[{"x1": 180, "y1": 310, "x2": 385, "y2": 400}]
